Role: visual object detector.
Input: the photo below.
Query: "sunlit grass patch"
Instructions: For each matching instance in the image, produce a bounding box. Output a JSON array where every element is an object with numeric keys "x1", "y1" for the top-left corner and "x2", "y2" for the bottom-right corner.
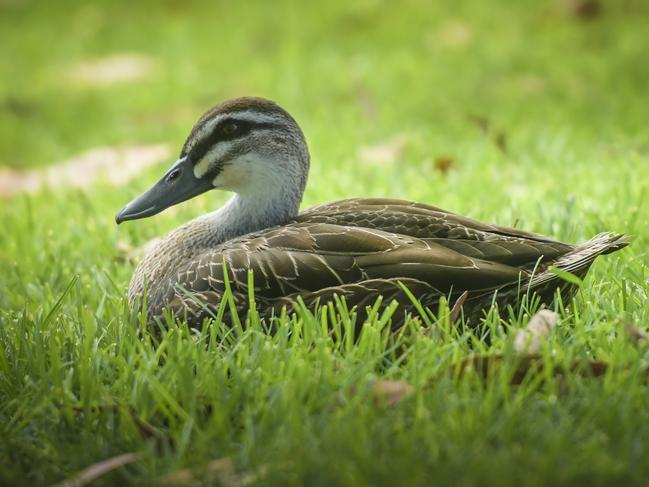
[{"x1": 1, "y1": 0, "x2": 648, "y2": 485}]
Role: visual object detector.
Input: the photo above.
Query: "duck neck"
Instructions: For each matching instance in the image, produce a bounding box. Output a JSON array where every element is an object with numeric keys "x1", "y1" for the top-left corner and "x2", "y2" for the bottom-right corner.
[{"x1": 203, "y1": 185, "x2": 302, "y2": 244}]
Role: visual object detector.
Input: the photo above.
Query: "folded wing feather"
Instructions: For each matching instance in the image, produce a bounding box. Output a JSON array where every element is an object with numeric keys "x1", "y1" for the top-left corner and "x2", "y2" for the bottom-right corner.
[{"x1": 151, "y1": 198, "x2": 576, "y2": 322}]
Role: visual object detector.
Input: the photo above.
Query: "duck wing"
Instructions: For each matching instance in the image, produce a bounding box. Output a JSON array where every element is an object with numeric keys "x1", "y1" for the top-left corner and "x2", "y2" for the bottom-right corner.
[
  {"x1": 151, "y1": 197, "x2": 577, "y2": 326},
  {"x1": 296, "y1": 198, "x2": 574, "y2": 268}
]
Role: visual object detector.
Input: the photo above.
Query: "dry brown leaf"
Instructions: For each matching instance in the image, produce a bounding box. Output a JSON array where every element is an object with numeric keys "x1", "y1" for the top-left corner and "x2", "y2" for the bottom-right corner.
[
  {"x1": 0, "y1": 144, "x2": 170, "y2": 199},
  {"x1": 433, "y1": 156, "x2": 456, "y2": 175},
  {"x1": 370, "y1": 380, "x2": 415, "y2": 406},
  {"x1": 52, "y1": 452, "x2": 142, "y2": 487},
  {"x1": 358, "y1": 134, "x2": 409, "y2": 166},
  {"x1": 467, "y1": 114, "x2": 490, "y2": 134},
  {"x1": 624, "y1": 322, "x2": 649, "y2": 345},
  {"x1": 346, "y1": 380, "x2": 414, "y2": 407},
  {"x1": 467, "y1": 114, "x2": 510, "y2": 153},
  {"x1": 449, "y1": 291, "x2": 469, "y2": 322},
  {"x1": 565, "y1": 0, "x2": 602, "y2": 19},
  {"x1": 494, "y1": 131, "x2": 508, "y2": 154},
  {"x1": 514, "y1": 310, "x2": 559, "y2": 354},
  {"x1": 65, "y1": 53, "x2": 158, "y2": 87}
]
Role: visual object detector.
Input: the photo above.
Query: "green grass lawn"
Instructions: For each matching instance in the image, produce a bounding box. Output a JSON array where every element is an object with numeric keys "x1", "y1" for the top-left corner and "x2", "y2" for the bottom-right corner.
[{"x1": 2, "y1": 0, "x2": 649, "y2": 485}]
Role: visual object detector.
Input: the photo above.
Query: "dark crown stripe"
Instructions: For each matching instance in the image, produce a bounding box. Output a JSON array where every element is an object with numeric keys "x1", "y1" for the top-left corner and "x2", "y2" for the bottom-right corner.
[{"x1": 188, "y1": 117, "x2": 282, "y2": 165}]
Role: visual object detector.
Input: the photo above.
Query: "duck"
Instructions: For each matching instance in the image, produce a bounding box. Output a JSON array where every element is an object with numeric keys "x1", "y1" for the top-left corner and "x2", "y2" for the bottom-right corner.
[{"x1": 116, "y1": 97, "x2": 629, "y2": 330}]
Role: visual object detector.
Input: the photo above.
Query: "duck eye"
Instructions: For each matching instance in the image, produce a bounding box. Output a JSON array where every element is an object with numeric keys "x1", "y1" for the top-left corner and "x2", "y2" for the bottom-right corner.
[
  {"x1": 166, "y1": 168, "x2": 181, "y2": 183},
  {"x1": 222, "y1": 122, "x2": 239, "y2": 136}
]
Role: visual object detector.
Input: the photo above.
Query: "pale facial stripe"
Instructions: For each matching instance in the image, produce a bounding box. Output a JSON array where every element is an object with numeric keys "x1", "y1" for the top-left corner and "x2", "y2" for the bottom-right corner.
[{"x1": 193, "y1": 141, "x2": 234, "y2": 178}]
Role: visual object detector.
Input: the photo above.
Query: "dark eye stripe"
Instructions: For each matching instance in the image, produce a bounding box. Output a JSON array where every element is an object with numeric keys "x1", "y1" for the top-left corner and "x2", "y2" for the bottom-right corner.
[
  {"x1": 188, "y1": 118, "x2": 281, "y2": 164},
  {"x1": 214, "y1": 117, "x2": 251, "y2": 140}
]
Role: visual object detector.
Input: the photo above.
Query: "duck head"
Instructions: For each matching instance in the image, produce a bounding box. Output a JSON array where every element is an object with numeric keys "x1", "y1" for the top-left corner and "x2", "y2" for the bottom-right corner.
[{"x1": 116, "y1": 97, "x2": 310, "y2": 224}]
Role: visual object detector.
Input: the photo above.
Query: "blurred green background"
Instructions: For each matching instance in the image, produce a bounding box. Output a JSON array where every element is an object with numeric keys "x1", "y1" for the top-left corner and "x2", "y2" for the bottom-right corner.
[
  {"x1": 2, "y1": 1, "x2": 649, "y2": 485},
  {"x1": 2, "y1": 0, "x2": 648, "y2": 168}
]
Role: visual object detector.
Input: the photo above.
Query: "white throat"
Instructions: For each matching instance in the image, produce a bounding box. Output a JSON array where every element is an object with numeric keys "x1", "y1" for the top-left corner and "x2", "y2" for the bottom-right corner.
[{"x1": 201, "y1": 153, "x2": 305, "y2": 243}]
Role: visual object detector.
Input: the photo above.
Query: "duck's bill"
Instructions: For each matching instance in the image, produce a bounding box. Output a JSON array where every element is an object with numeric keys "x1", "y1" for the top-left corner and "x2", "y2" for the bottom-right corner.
[{"x1": 115, "y1": 156, "x2": 213, "y2": 224}]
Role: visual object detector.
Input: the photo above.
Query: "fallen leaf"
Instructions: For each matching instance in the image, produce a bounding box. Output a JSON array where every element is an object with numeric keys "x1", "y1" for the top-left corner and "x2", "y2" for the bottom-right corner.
[
  {"x1": 624, "y1": 322, "x2": 649, "y2": 346},
  {"x1": 433, "y1": 156, "x2": 456, "y2": 175},
  {"x1": 449, "y1": 291, "x2": 469, "y2": 322},
  {"x1": 65, "y1": 53, "x2": 158, "y2": 87},
  {"x1": 467, "y1": 114, "x2": 490, "y2": 134},
  {"x1": 513, "y1": 309, "x2": 559, "y2": 354},
  {"x1": 370, "y1": 380, "x2": 414, "y2": 406},
  {"x1": 0, "y1": 144, "x2": 170, "y2": 199},
  {"x1": 494, "y1": 131, "x2": 508, "y2": 154},
  {"x1": 52, "y1": 452, "x2": 142, "y2": 487},
  {"x1": 565, "y1": 0, "x2": 602, "y2": 20},
  {"x1": 467, "y1": 114, "x2": 509, "y2": 154}
]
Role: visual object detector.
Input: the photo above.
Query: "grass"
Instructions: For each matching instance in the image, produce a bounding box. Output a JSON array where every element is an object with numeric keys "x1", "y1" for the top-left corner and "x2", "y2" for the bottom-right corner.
[{"x1": 1, "y1": 0, "x2": 649, "y2": 485}]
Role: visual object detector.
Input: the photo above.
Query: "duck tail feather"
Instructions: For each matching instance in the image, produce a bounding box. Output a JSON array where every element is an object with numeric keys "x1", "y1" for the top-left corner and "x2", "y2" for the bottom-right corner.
[{"x1": 531, "y1": 232, "x2": 630, "y2": 288}]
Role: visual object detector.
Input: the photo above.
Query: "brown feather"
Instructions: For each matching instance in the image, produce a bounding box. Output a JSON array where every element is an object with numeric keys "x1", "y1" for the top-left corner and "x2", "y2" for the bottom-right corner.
[{"x1": 138, "y1": 198, "x2": 628, "y2": 330}]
